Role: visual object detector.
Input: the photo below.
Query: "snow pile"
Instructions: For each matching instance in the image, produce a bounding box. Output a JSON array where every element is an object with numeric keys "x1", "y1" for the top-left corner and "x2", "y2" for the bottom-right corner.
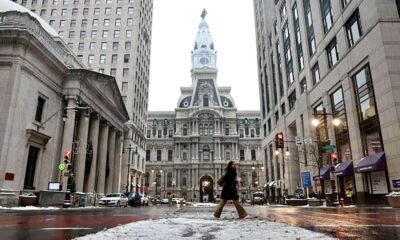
[
  {"x1": 0, "y1": 206, "x2": 59, "y2": 210},
  {"x1": 75, "y1": 212, "x2": 336, "y2": 240},
  {"x1": 190, "y1": 202, "x2": 218, "y2": 207}
]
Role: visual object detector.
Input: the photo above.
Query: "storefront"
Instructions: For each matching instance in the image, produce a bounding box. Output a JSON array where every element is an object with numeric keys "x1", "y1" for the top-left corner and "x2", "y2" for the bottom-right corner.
[
  {"x1": 313, "y1": 167, "x2": 331, "y2": 199},
  {"x1": 334, "y1": 160, "x2": 355, "y2": 201},
  {"x1": 355, "y1": 152, "x2": 389, "y2": 203}
]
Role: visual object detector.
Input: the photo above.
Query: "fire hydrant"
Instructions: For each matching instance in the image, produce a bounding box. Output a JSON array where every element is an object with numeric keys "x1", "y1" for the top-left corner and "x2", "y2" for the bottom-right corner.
[{"x1": 339, "y1": 197, "x2": 345, "y2": 207}]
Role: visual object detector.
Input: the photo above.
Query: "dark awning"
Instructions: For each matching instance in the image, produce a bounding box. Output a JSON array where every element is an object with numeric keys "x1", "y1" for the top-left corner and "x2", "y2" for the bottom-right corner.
[
  {"x1": 312, "y1": 167, "x2": 331, "y2": 181},
  {"x1": 355, "y1": 152, "x2": 386, "y2": 173},
  {"x1": 334, "y1": 160, "x2": 354, "y2": 177}
]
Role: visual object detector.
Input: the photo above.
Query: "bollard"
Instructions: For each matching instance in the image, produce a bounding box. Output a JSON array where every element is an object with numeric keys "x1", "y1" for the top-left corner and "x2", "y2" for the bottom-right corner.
[{"x1": 339, "y1": 197, "x2": 344, "y2": 207}]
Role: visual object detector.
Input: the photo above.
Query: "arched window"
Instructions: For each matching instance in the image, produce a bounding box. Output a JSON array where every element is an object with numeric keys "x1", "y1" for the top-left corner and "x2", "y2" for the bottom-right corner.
[
  {"x1": 203, "y1": 95, "x2": 209, "y2": 107},
  {"x1": 203, "y1": 145, "x2": 210, "y2": 160},
  {"x1": 209, "y1": 124, "x2": 214, "y2": 135},
  {"x1": 167, "y1": 172, "x2": 172, "y2": 187},
  {"x1": 199, "y1": 124, "x2": 203, "y2": 136},
  {"x1": 145, "y1": 172, "x2": 150, "y2": 187}
]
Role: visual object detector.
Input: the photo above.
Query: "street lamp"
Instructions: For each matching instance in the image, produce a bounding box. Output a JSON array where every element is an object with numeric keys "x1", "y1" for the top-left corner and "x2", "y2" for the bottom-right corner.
[
  {"x1": 152, "y1": 169, "x2": 163, "y2": 198},
  {"x1": 311, "y1": 107, "x2": 340, "y2": 206},
  {"x1": 123, "y1": 144, "x2": 137, "y2": 192}
]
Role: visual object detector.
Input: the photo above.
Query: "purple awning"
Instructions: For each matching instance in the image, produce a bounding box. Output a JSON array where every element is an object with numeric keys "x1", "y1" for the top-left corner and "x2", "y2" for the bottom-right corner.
[
  {"x1": 312, "y1": 167, "x2": 331, "y2": 181},
  {"x1": 355, "y1": 152, "x2": 386, "y2": 173},
  {"x1": 334, "y1": 160, "x2": 354, "y2": 177}
]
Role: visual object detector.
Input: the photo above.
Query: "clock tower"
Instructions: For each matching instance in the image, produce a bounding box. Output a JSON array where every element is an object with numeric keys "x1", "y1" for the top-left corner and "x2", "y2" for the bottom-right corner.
[{"x1": 191, "y1": 9, "x2": 217, "y2": 70}]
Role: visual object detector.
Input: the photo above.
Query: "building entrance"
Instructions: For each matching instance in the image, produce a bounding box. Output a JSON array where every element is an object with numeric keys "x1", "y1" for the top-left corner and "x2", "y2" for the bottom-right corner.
[{"x1": 200, "y1": 175, "x2": 214, "y2": 203}]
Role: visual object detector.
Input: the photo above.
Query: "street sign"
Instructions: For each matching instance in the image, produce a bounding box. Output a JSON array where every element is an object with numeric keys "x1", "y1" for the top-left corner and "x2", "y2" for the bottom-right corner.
[
  {"x1": 58, "y1": 163, "x2": 65, "y2": 171},
  {"x1": 63, "y1": 172, "x2": 70, "y2": 177},
  {"x1": 322, "y1": 144, "x2": 336, "y2": 151},
  {"x1": 301, "y1": 172, "x2": 312, "y2": 188},
  {"x1": 295, "y1": 136, "x2": 303, "y2": 145}
]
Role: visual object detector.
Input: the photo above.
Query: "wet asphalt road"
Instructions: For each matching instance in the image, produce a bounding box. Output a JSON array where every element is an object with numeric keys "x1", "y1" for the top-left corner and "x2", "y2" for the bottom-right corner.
[{"x1": 1, "y1": 205, "x2": 400, "y2": 240}]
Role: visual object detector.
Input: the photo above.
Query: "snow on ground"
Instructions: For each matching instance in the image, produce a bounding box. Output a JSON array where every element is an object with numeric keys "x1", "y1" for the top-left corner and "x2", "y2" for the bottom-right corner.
[
  {"x1": 0, "y1": 206, "x2": 59, "y2": 210},
  {"x1": 75, "y1": 211, "x2": 336, "y2": 240},
  {"x1": 189, "y1": 202, "x2": 218, "y2": 207}
]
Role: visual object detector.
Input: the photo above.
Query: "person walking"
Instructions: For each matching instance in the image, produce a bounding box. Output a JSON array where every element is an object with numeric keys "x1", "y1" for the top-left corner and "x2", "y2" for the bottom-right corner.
[
  {"x1": 346, "y1": 188, "x2": 353, "y2": 205},
  {"x1": 214, "y1": 161, "x2": 248, "y2": 219}
]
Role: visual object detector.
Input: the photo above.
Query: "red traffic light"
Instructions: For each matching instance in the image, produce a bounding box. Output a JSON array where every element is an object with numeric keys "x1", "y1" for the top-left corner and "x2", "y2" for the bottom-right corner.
[
  {"x1": 64, "y1": 150, "x2": 71, "y2": 159},
  {"x1": 330, "y1": 152, "x2": 338, "y2": 164},
  {"x1": 275, "y1": 132, "x2": 284, "y2": 148}
]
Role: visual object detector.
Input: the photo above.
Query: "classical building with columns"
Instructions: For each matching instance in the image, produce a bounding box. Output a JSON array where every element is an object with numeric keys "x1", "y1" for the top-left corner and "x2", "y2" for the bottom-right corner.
[
  {"x1": 0, "y1": 1, "x2": 129, "y2": 205},
  {"x1": 145, "y1": 10, "x2": 263, "y2": 202}
]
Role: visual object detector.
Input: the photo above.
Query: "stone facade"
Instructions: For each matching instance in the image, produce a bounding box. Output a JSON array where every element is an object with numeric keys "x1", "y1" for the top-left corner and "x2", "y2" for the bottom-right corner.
[
  {"x1": 145, "y1": 11, "x2": 263, "y2": 202},
  {"x1": 0, "y1": 2, "x2": 129, "y2": 205},
  {"x1": 254, "y1": 0, "x2": 400, "y2": 204}
]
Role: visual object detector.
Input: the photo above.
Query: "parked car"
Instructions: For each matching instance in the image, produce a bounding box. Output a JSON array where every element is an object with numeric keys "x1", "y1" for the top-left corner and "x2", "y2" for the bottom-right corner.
[
  {"x1": 172, "y1": 198, "x2": 186, "y2": 205},
  {"x1": 99, "y1": 193, "x2": 128, "y2": 207},
  {"x1": 252, "y1": 192, "x2": 265, "y2": 205},
  {"x1": 126, "y1": 192, "x2": 142, "y2": 207},
  {"x1": 141, "y1": 196, "x2": 149, "y2": 206},
  {"x1": 160, "y1": 198, "x2": 169, "y2": 204}
]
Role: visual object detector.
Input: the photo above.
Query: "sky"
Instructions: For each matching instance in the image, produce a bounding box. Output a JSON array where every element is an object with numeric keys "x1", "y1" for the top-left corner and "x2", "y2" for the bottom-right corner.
[{"x1": 148, "y1": 0, "x2": 260, "y2": 111}]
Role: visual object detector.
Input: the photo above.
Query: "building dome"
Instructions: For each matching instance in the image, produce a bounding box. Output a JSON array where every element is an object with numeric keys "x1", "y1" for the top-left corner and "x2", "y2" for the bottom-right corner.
[{"x1": 0, "y1": 0, "x2": 58, "y2": 37}]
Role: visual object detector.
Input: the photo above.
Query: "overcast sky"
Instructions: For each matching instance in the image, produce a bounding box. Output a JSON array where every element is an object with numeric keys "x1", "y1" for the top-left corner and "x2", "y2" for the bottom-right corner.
[{"x1": 148, "y1": 0, "x2": 260, "y2": 111}]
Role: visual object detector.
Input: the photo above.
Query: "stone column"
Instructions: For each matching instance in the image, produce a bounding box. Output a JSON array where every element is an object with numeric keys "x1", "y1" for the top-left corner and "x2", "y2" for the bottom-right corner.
[
  {"x1": 85, "y1": 114, "x2": 100, "y2": 192},
  {"x1": 105, "y1": 127, "x2": 116, "y2": 194},
  {"x1": 112, "y1": 133, "x2": 123, "y2": 192},
  {"x1": 74, "y1": 110, "x2": 90, "y2": 192},
  {"x1": 60, "y1": 97, "x2": 77, "y2": 191},
  {"x1": 96, "y1": 122, "x2": 109, "y2": 194}
]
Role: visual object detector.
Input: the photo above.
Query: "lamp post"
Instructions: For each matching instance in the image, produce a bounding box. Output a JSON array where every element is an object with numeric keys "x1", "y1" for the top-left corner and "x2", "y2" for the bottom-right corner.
[
  {"x1": 311, "y1": 107, "x2": 340, "y2": 206},
  {"x1": 123, "y1": 144, "x2": 137, "y2": 192},
  {"x1": 152, "y1": 169, "x2": 163, "y2": 198}
]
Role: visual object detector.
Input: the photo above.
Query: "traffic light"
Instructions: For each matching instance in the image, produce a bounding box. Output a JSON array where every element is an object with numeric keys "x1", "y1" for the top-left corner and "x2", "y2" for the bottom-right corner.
[
  {"x1": 64, "y1": 150, "x2": 72, "y2": 171},
  {"x1": 275, "y1": 132, "x2": 284, "y2": 148},
  {"x1": 330, "y1": 152, "x2": 338, "y2": 165}
]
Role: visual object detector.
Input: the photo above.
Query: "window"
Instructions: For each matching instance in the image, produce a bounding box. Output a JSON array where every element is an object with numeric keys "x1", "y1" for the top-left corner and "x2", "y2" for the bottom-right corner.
[
  {"x1": 128, "y1": 7, "x2": 133, "y2": 14},
  {"x1": 102, "y1": 30, "x2": 109, "y2": 38},
  {"x1": 182, "y1": 152, "x2": 187, "y2": 160},
  {"x1": 104, "y1": 19, "x2": 110, "y2": 26},
  {"x1": 288, "y1": 90, "x2": 296, "y2": 110},
  {"x1": 78, "y1": 42, "x2": 84, "y2": 50},
  {"x1": 106, "y1": 0, "x2": 111, "y2": 3},
  {"x1": 60, "y1": 20, "x2": 66, "y2": 27},
  {"x1": 182, "y1": 124, "x2": 188, "y2": 135},
  {"x1": 146, "y1": 130, "x2": 151, "y2": 138},
  {"x1": 300, "y1": 78, "x2": 307, "y2": 93},
  {"x1": 146, "y1": 150, "x2": 150, "y2": 161},
  {"x1": 49, "y1": 20, "x2": 55, "y2": 27},
  {"x1": 77, "y1": 55, "x2": 83, "y2": 61},
  {"x1": 88, "y1": 55, "x2": 94, "y2": 64},
  {"x1": 70, "y1": 19, "x2": 76, "y2": 27},
  {"x1": 42, "y1": 0, "x2": 48, "y2": 5},
  {"x1": 62, "y1": 0, "x2": 68, "y2": 4},
  {"x1": 113, "y1": 42, "x2": 119, "y2": 49},
  {"x1": 346, "y1": 10, "x2": 362, "y2": 47},
  {"x1": 124, "y1": 54, "x2": 130, "y2": 63},
  {"x1": 239, "y1": 129, "x2": 244, "y2": 138},
  {"x1": 125, "y1": 41, "x2": 131, "y2": 50},
  {"x1": 303, "y1": 0, "x2": 316, "y2": 56},
  {"x1": 61, "y1": 8, "x2": 67, "y2": 16},
  {"x1": 225, "y1": 126, "x2": 229, "y2": 135},
  {"x1": 203, "y1": 95, "x2": 209, "y2": 107},
  {"x1": 121, "y1": 82, "x2": 128, "y2": 93},
  {"x1": 111, "y1": 54, "x2": 117, "y2": 64},
  {"x1": 326, "y1": 37, "x2": 339, "y2": 68},
  {"x1": 72, "y1": 8, "x2": 77, "y2": 16},
  {"x1": 312, "y1": 63, "x2": 320, "y2": 85},
  {"x1": 341, "y1": 0, "x2": 350, "y2": 9},
  {"x1": 115, "y1": 18, "x2": 121, "y2": 26},
  {"x1": 250, "y1": 129, "x2": 255, "y2": 138},
  {"x1": 51, "y1": 9, "x2": 57, "y2": 16},
  {"x1": 123, "y1": 68, "x2": 129, "y2": 77},
  {"x1": 281, "y1": 103, "x2": 286, "y2": 115},
  {"x1": 239, "y1": 150, "x2": 245, "y2": 161},
  {"x1": 203, "y1": 146, "x2": 210, "y2": 160},
  {"x1": 280, "y1": 1, "x2": 287, "y2": 20},
  {"x1": 157, "y1": 150, "x2": 161, "y2": 161},
  {"x1": 157, "y1": 130, "x2": 162, "y2": 138},
  {"x1": 114, "y1": 30, "x2": 120, "y2": 38},
  {"x1": 40, "y1": 9, "x2": 46, "y2": 16},
  {"x1": 105, "y1": 7, "x2": 111, "y2": 15},
  {"x1": 169, "y1": 130, "x2": 173, "y2": 137},
  {"x1": 91, "y1": 30, "x2": 97, "y2": 38},
  {"x1": 320, "y1": 0, "x2": 333, "y2": 33},
  {"x1": 94, "y1": 8, "x2": 100, "y2": 15},
  {"x1": 83, "y1": 8, "x2": 89, "y2": 16},
  {"x1": 353, "y1": 65, "x2": 382, "y2": 155},
  {"x1": 91, "y1": 19, "x2": 98, "y2": 27},
  {"x1": 98, "y1": 68, "x2": 104, "y2": 73},
  {"x1": 116, "y1": 7, "x2": 122, "y2": 14},
  {"x1": 127, "y1": 18, "x2": 133, "y2": 25},
  {"x1": 251, "y1": 150, "x2": 256, "y2": 160},
  {"x1": 81, "y1": 19, "x2": 87, "y2": 27},
  {"x1": 35, "y1": 96, "x2": 46, "y2": 122},
  {"x1": 100, "y1": 54, "x2": 106, "y2": 64},
  {"x1": 101, "y1": 42, "x2": 107, "y2": 50},
  {"x1": 79, "y1": 31, "x2": 86, "y2": 39},
  {"x1": 67, "y1": 43, "x2": 73, "y2": 49},
  {"x1": 293, "y1": 2, "x2": 304, "y2": 71},
  {"x1": 110, "y1": 68, "x2": 116, "y2": 76},
  {"x1": 58, "y1": 31, "x2": 64, "y2": 38},
  {"x1": 226, "y1": 152, "x2": 230, "y2": 160},
  {"x1": 52, "y1": 0, "x2": 57, "y2": 4},
  {"x1": 275, "y1": 111, "x2": 279, "y2": 123},
  {"x1": 126, "y1": 30, "x2": 132, "y2": 38}
]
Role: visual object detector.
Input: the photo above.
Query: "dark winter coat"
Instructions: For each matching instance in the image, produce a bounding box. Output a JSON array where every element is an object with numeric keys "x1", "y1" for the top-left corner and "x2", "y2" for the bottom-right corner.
[{"x1": 220, "y1": 168, "x2": 239, "y2": 200}]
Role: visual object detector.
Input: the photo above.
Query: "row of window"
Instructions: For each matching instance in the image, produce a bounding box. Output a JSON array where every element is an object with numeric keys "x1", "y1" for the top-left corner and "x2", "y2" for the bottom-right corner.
[
  {"x1": 50, "y1": 18, "x2": 133, "y2": 27},
  {"x1": 146, "y1": 149, "x2": 258, "y2": 161},
  {"x1": 22, "y1": 0, "x2": 133, "y2": 6},
  {"x1": 67, "y1": 41, "x2": 131, "y2": 51},
  {"x1": 58, "y1": 29, "x2": 133, "y2": 39},
  {"x1": 44, "y1": 7, "x2": 133, "y2": 17}
]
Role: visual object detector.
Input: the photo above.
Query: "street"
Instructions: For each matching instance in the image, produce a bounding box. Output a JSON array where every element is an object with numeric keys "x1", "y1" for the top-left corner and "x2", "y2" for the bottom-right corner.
[{"x1": 1, "y1": 205, "x2": 400, "y2": 239}]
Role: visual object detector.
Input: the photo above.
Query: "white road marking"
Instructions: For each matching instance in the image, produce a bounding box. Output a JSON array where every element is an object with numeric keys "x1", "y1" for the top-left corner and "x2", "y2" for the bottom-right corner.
[{"x1": 42, "y1": 227, "x2": 92, "y2": 230}]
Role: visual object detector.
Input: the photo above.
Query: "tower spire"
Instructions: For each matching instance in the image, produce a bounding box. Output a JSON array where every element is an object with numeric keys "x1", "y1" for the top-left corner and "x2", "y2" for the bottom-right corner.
[{"x1": 201, "y1": 8, "x2": 207, "y2": 20}]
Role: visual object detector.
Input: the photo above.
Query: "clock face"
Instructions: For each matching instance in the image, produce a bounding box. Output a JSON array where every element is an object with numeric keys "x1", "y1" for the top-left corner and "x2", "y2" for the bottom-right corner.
[{"x1": 200, "y1": 57, "x2": 209, "y2": 65}]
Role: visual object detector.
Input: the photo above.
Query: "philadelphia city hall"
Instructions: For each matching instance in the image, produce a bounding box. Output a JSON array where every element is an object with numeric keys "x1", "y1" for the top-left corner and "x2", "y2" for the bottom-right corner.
[{"x1": 145, "y1": 10, "x2": 263, "y2": 202}]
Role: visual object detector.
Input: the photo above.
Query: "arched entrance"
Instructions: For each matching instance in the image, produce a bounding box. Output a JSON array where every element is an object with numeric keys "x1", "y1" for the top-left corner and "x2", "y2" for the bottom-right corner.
[{"x1": 200, "y1": 175, "x2": 214, "y2": 203}]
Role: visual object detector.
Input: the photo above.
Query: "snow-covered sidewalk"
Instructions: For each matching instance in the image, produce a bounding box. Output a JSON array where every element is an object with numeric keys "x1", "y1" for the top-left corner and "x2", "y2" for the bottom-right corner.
[{"x1": 74, "y1": 211, "x2": 336, "y2": 240}]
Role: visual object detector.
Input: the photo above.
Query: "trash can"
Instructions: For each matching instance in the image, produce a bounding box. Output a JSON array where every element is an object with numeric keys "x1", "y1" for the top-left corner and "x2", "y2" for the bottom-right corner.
[{"x1": 78, "y1": 193, "x2": 87, "y2": 207}]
